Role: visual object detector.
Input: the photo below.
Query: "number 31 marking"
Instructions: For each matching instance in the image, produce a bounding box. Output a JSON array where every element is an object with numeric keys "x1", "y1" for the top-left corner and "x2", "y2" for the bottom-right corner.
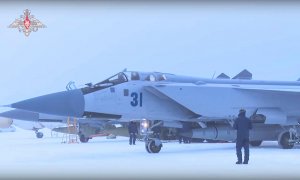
[{"x1": 131, "y1": 92, "x2": 143, "y2": 107}]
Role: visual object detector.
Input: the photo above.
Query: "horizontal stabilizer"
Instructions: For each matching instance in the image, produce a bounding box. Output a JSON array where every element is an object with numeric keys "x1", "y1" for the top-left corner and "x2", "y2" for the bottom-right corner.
[
  {"x1": 232, "y1": 69, "x2": 252, "y2": 80},
  {"x1": 216, "y1": 73, "x2": 230, "y2": 79}
]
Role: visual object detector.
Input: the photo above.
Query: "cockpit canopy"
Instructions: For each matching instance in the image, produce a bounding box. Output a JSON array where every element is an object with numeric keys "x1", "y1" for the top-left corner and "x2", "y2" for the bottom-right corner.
[
  {"x1": 94, "y1": 71, "x2": 168, "y2": 87},
  {"x1": 81, "y1": 71, "x2": 169, "y2": 94},
  {"x1": 123, "y1": 71, "x2": 167, "y2": 82}
]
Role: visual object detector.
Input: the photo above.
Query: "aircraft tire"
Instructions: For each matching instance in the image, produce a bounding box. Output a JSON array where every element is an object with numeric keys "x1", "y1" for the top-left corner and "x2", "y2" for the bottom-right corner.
[
  {"x1": 145, "y1": 143, "x2": 151, "y2": 153},
  {"x1": 36, "y1": 132, "x2": 43, "y2": 138},
  {"x1": 278, "y1": 132, "x2": 294, "y2": 149},
  {"x1": 250, "y1": 140, "x2": 263, "y2": 147},
  {"x1": 79, "y1": 135, "x2": 89, "y2": 143},
  {"x1": 147, "y1": 140, "x2": 162, "y2": 153}
]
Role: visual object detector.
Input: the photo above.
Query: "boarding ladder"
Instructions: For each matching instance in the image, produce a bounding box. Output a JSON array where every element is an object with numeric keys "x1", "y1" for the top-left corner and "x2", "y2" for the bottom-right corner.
[{"x1": 61, "y1": 117, "x2": 78, "y2": 144}]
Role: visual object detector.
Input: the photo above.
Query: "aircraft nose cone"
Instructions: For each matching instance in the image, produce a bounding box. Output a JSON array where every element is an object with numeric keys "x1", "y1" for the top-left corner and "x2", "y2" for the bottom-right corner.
[{"x1": 11, "y1": 89, "x2": 85, "y2": 117}]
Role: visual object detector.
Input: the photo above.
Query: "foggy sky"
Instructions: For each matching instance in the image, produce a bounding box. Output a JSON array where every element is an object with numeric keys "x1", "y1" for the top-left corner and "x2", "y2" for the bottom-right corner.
[{"x1": 1, "y1": 1, "x2": 300, "y2": 108}]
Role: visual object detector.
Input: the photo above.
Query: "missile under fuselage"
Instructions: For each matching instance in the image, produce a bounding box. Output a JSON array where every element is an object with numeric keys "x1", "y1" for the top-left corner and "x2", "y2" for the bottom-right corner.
[{"x1": 181, "y1": 123, "x2": 296, "y2": 141}]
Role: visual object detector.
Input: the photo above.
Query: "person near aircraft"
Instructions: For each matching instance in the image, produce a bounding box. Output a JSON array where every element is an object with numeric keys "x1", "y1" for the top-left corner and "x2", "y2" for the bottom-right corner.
[
  {"x1": 128, "y1": 120, "x2": 138, "y2": 145},
  {"x1": 233, "y1": 109, "x2": 253, "y2": 164}
]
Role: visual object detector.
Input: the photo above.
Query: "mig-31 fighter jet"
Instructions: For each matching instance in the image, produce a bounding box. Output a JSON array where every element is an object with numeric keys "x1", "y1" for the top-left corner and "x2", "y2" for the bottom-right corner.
[{"x1": 9, "y1": 69, "x2": 300, "y2": 153}]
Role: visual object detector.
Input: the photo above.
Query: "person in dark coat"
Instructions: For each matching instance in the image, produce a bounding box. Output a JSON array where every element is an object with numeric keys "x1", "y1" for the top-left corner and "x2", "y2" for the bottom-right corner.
[
  {"x1": 233, "y1": 109, "x2": 253, "y2": 164},
  {"x1": 128, "y1": 121, "x2": 138, "y2": 145}
]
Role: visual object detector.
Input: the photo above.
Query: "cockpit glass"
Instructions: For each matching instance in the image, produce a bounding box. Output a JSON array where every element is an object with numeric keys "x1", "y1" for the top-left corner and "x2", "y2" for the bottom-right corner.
[
  {"x1": 92, "y1": 72, "x2": 128, "y2": 88},
  {"x1": 145, "y1": 74, "x2": 156, "y2": 81},
  {"x1": 123, "y1": 71, "x2": 167, "y2": 82},
  {"x1": 108, "y1": 73, "x2": 127, "y2": 84},
  {"x1": 131, "y1": 72, "x2": 140, "y2": 80},
  {"x1": 157, "y1": 74, "x2": 167, "y2": 81},
  {"x1": 82, "y1": 71, "x2": 170, "y2": 94}
]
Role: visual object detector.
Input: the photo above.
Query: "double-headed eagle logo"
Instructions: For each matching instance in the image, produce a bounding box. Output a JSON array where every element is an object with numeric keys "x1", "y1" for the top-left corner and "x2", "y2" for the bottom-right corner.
[{"x1": 8, "y1": 9, "x2": 46, "y2": 37}]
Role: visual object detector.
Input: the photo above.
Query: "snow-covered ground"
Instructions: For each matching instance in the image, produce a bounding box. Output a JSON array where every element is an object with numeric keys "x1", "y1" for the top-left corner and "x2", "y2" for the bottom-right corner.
[{"x1": 0, "y1": 127, "x2": 300, "y2": 180}]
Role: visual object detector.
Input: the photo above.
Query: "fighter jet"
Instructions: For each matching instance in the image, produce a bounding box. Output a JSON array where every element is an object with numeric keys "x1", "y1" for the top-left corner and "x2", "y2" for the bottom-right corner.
[{"x1": 9, "y1": 70, "x2": 300, "y2": 153}]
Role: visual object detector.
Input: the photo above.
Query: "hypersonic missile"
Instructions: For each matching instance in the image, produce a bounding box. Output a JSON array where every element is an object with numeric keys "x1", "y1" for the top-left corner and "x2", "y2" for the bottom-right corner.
[{"x1": 181, "y1": 124, "x2": 293, "y2": 142}]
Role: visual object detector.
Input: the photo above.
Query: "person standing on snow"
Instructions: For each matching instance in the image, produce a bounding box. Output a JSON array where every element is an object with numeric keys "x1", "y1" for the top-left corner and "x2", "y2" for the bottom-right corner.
[{"x1": 233, "y1": 109, "x2": 253, "y2": 164}]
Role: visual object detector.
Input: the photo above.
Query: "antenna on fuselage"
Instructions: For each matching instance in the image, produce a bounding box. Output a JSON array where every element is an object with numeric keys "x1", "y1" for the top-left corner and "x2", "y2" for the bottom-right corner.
[
  {"x1": 211, "y1": 71, "x2": 216, "y2": 79},
  {"x1": 122, "y1": 68, "x2": 127, "y2": 72}
]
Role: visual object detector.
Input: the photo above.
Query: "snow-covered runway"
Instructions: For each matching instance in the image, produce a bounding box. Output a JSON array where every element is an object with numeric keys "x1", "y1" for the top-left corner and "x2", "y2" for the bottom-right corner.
[{"x1": 1, "y1": 127, "x2": 300, "y2": 179}]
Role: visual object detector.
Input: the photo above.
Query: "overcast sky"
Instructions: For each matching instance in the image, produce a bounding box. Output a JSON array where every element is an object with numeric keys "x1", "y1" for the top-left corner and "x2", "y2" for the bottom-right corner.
[{"x1": 1, "y1": 1, "x2": 300, "y2": 107}]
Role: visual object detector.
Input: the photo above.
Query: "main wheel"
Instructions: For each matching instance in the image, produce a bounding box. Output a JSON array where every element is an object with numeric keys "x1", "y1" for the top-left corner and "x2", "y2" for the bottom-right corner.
[
  {"x1": 36, "y1": 132, "x2": 43, "y2": 138},
  {"x1": 278, "y1": 132, "x2": 294, "y2": 149},
  {"x1": 147, "y1": 140, "x2": 162, "y2": 153},
  {"x1": 79, "y1": 135, "x2": 89, "y2": 143},
  {"x1": 250, "y1": 140, "x2": 263, "y2": 147}
]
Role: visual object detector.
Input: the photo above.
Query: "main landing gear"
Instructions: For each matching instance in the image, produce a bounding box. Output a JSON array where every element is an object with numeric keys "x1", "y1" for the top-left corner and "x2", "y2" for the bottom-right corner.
[{"x1": 277, "y1": 127, "x2": 300, "y2": 149}]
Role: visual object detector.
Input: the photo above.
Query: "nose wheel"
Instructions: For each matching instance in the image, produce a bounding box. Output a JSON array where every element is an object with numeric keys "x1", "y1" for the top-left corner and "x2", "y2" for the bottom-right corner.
[
  {"x1": 36, "y1": 131, "x2": 43, "y2": 138},
  {"x1": 145, "y1": 139, "x2": 162, "y2": 153}
]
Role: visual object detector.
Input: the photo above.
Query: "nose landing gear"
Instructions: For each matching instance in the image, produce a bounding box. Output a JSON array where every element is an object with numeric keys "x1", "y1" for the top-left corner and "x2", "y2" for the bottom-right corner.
[
  {"x1": 35, "y1": 131, "x2": 43, "y2": 138},
  {"x1": 145, "y1": 138, "x2": 162, "y2": 153},
  {"x1": 141, "y1": 119, "x2": 163, "y2": 153}
]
